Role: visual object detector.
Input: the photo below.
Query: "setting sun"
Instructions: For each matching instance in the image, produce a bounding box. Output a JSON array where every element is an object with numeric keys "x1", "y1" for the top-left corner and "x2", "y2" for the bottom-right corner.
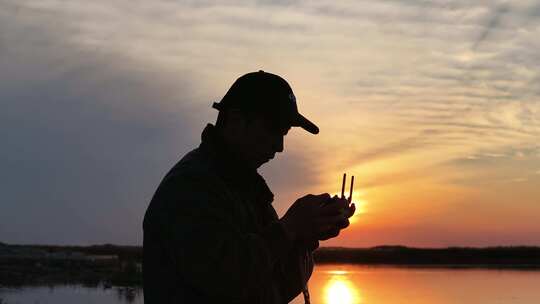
[
  {"x1": 324, "y1": 276, "x2": 360, "y2": 304},
  {"x1": 349, "y1": 197, "x2": 367, "y2": 224}
]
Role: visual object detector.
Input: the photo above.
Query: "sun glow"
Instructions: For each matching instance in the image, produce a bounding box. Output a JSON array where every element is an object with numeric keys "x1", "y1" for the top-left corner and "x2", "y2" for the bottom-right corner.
[
  {"x1": 347, "y1": 197, "x2": 367, "y2": 224},
  {"x1": 324, "y1": 276, "x2": 360, "y2": 304}
]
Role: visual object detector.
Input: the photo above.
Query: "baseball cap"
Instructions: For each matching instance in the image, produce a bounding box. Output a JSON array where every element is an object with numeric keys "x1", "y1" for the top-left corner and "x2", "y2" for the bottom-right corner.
[{"x1": 212, "y1": 70, "x2": 319, "y2": 134}]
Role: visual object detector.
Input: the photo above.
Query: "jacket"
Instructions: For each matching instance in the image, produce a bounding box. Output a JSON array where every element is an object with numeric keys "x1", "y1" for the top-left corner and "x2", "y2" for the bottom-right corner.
[{"x1": 143, "y1": 123, "x2": 314, "y2": 303}]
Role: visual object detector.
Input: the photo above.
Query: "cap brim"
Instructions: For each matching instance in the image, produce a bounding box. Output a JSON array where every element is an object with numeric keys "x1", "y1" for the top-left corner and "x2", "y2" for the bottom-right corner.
[{"x1": 293, "y1": 113, "x2": 319, "y2": 134}]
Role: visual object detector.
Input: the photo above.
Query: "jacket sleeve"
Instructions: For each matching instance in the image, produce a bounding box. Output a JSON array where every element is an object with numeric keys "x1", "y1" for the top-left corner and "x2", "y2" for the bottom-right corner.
[
  {"x1": 274, "y1": 243, "x2": 315, "y2": 303},
  {"x1": 147, "y1": 173, "x2": 295, "y2": 302}
]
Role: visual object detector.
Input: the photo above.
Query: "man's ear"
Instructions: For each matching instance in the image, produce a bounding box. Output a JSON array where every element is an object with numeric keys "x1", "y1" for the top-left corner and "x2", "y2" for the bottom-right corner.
[{"x1": 224, "y1": 109, "x2": 248, "y2": 134}]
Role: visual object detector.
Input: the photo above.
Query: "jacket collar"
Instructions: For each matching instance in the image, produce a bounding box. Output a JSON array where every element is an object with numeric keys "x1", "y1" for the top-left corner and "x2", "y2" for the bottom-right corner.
[{"x1": 199, "y1": 124, "x2": 274, "y2": 205}]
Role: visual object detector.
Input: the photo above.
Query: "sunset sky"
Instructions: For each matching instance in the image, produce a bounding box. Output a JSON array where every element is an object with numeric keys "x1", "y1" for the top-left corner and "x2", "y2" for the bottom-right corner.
[{"x1": 1, "y1": 0, "x2": 539, "y2": 247}]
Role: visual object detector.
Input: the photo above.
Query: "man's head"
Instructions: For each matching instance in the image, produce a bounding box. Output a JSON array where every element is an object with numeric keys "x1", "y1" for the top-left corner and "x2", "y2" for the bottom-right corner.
[{"x1": 213, "y1": 70, "x2": 319, "y2": 169}]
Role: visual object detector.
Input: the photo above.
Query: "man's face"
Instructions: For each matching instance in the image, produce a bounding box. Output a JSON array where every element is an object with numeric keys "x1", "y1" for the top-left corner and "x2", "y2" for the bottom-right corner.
[{"x1": 236, "y1": 115, "x2": 290, "y2": 169}]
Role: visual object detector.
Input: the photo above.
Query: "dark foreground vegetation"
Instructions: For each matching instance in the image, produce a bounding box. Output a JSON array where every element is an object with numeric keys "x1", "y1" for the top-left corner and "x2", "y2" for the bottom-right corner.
[
  {"x1": 1, "y1": 242, "x2": 539, "y2": 287},
  {"x1": 0, "y1": 243, "x2": 141, "y2": 287}
]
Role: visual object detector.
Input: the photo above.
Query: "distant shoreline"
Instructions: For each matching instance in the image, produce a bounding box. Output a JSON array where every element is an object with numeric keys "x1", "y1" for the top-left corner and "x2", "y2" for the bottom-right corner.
[
  {"x1": 1, "y1": 243, "x2": 539, "y2": 286},
  {"x1": 314, "y1": 262, "x2": 540, "y2": 270},
  {"x1": 314, "y1": 246, "x2": 540, "y2": 267}
]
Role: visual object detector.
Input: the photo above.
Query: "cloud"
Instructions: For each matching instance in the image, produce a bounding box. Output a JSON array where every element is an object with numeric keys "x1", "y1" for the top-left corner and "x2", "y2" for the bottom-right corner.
[
  {"x1": 0, "y1": 3, "x2": 209, "y2": 245},
  {"x1": 510, "y1": 177, "x2": 528, "y2": 183},
  {"x1": 342, "y1": 130, "x2": 441, "y2": 169},
  {"x1": 2, "y1": 0, "x2": 539, "y2": 246},
  {"x1": 0, "y1": 0, "x2": 324, "y2": 244},
  {"x1": 472, "y1": 3, "x2": 510, "y2": 50}
]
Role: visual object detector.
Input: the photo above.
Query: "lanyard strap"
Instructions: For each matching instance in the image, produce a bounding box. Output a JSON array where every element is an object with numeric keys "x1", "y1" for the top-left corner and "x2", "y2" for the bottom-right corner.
[{"x1": 299, "y1": 248, "x2": 311, "y2": 304}]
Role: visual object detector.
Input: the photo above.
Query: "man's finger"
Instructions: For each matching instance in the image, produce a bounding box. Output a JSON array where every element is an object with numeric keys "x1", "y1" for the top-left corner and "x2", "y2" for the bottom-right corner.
[
  {"x1": 334, "y1": 197, "x2": 350, "y2": 209},
  {"x1": 317, "y1": 218, "x2": 349, "y2": 233},
  {"x1": 337, "y1": 219, "x2": 350, "y2": 229},
  {"x1": 343, "y1": 205, "x2": 356, "y2": 218},
  {"x1": 315, "y1": 215, "x2": 347, "y2": 226},
  {"x1": 319, "y1": 202, "x2": 346, "y2": 215},
  {"x1": 349, "y1": 203, "x2": 356, "y2": 217},
  {"x1": 313, "y1": 193, "x2": 331, "y2": 203},
  {"x1": 318, "y1": 228, "x2": 340, "y2": 240}
]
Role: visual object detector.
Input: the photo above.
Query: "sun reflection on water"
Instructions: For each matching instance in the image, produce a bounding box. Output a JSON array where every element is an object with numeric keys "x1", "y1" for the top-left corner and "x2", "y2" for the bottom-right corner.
[{"x1": 324, "y1": 272, "x2": 360, "y2": 304}]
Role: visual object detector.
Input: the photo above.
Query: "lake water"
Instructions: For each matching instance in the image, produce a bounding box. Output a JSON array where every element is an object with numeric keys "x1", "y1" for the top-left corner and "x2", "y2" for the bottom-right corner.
[{"x1": 1, "y1": 264, "x2": 539, "y2": 303}]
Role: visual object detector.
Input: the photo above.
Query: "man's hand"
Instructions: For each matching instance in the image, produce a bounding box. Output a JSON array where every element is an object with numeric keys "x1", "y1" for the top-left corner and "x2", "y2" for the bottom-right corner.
[
  {"x1": 280, "y1": 193, "x2": 355, "y2": 243},
  {"x1": 318, "y1": 196, "x2": 356, "y2": 240}
]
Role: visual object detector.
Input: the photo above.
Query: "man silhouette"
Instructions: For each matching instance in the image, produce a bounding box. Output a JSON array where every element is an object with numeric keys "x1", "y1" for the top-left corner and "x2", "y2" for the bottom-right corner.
[{"x1": 143, "y1": 70, "x2": 355, "y2": 304}]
